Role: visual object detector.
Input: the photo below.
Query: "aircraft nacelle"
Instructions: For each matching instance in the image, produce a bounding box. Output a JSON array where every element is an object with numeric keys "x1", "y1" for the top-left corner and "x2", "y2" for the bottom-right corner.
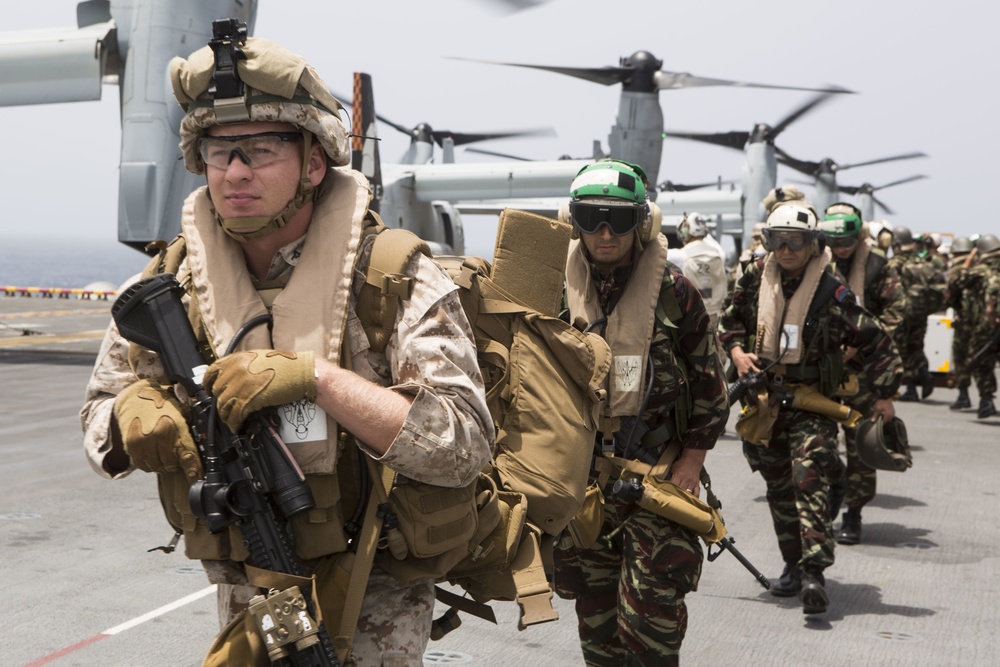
[
  {"x1": 811, "y1": 172, "x2": 839, "y2": 216},
  {"x1": 608, "y1": 90, "x2": 664, "y2": 182},
  {"x1": 740, "y1": 142, "x2": 777, "y2": 239},
  {"x1": 0, "y1": 0, "x2": 257, "y2": 249},
  {"x1": 115, "y1": 0, "x2": 257, "y2": 248}
]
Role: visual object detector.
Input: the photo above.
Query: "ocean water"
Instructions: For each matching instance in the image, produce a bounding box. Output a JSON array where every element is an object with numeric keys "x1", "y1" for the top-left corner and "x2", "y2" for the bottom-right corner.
[
  {"x1": 1, "y1": 235, "x2": 149, "y2": 290},
  {"x1": 0, "y1": 219, "x2": 502, "y2": 292}
]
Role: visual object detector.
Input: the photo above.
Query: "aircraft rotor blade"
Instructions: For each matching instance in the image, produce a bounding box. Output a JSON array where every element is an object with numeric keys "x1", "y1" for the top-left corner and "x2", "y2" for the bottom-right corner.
[
  {"x1": 767, "y1": 91, "x2": 842, "y2": 141},
  {"x1": 435, "y1": 127, "x2": 555, "y2": 147},
  {"x1": 449, "y1": 57, "x2": 630, "y2": 86},
  {"x1": 873, "y1": 195, "x2": 894, "y2": 215},
  {"x1": 654, "y1": 71, "x2": 853, "y2": 94},
  {"x1": 838, "y1": 184, "x2": 862, "y2": 195},
  {"x1": 837, "y1": 152, "x2": 927, "y2": 171},
  {"x1": 774, "y1": 147, "x2": 822, "y2": 176},
  {"x1": 875, "y1": 174, "x2": 928, "y2": 190},
  {"x1": 374, "y1": 113, "x2": 414, "y2": 138},
  {"x1": 658, "y1": 179, "x2": 730, "y2": 192},
  {"x1": 662, "y1": 130, "x2": 750, "y2": 151},
  {"x1": 465, "y1": 147, "x2": 533, "y2": 161}
]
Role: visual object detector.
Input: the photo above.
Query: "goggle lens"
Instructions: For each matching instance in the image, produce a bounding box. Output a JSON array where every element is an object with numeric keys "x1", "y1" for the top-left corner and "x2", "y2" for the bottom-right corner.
[
  {"x1": 825, "y1": 235, "x2": 858, "y2": 249},
  {"x1": 570, "y1": 202, "x2": 641, "y2": 237},
  {"x1": 198, "y1": 131, "x2": 303, "y2": 169},
  {"x1": 763, "y1": 229, "x2": 812, "y2": 252}
]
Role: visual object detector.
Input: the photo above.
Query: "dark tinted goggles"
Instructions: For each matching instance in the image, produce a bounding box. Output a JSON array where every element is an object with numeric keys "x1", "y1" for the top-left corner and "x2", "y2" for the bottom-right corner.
[
  {"x1": 570, "y1": 201, "x2": 642, "y2": 236},
  {"x1": 825, "y1": 235, "x2": 858, "y2": 249},
  {"x1": 762, "y1": 229, "x2": 812, "y2": 252}
]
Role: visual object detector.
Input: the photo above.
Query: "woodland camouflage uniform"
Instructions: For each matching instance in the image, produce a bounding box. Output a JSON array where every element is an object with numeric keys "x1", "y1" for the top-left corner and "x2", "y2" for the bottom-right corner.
[
  {"x1": 719, "y1": 259, "x2": 902, "y2": 584},
  {"x1": 945, "y1": 260, "x2": 982, "y2": 398},
  {"x1": 887, "y1": 248, "x2": 945, "y2": 396},
  {"x1": 830, "y1": 250, "x2": 906, "y2": 522},
  {"x1": 969, "y1": 253, "x2": 1000, "y2": 410},
  {"x1": 554, "y1": 262, "x2": 728, "y2": 667}
]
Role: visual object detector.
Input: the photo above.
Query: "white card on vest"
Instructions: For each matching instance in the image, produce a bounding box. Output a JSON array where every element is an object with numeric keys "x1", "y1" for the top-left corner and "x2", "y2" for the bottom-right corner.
[
  {"x1": 277, "y1": 399, "x2": 329, "y2": 443},
  {"x1": 782, "y1": 324, "x2": 800, "y2": 351},
  {"x1": 615, "y1": 355, "x2": 642, "y2": 394}
]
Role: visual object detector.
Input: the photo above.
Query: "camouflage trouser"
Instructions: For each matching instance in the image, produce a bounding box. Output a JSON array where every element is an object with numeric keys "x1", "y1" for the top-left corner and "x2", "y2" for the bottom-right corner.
[
  {"x1": 971, "y1": 327, "x2": 998, "y2": 398},
  {"x1": 841, "y1": 386, "x2": 877, "y2": 510},
  {"x1": 742, "y1": 408, "x2": 843, "y2": 571},
  {"x1": 952, "y1": 321, "x2": 973, "y2": 389},
  {"x1": 552, "y1": 493, "x2": 703, "y2": 667},
  {"x1": 899, "y1": 316, "x2": 929, "y2": 385}
]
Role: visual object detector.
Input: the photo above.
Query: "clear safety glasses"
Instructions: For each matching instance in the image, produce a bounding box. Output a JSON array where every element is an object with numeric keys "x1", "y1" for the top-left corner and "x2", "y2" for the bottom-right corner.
[
  {"x1": 570, "y1": 201, "x2": 642, "y2": 236},
  {"x1": 762, "y1": 228, "x2": 812, "y2": 252},
  {"x1": 198, "y1": 131, "x2": 304, "y2": 170}
]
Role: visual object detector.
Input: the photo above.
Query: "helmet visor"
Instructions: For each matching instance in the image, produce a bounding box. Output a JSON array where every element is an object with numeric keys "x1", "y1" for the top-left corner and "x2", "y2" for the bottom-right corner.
[
  {"x1": 762, "y1": 229, "x2": 812, "y2": 252},
  {"x1": 198, "y1": 131, "x2": 303, "y2": 169},
  {"x1": 570, "y1": 201, "x2": 641, "y2": 236}
]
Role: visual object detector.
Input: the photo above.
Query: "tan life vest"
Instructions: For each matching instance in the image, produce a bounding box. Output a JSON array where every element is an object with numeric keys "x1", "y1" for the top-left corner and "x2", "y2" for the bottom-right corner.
[
  {"x1": 756, "y1": 247, "x2": 833, "y2": 365},
  {"x1": 565, "y1": 234, "x2": 669, "y2": 420},
  {"x1": 137, "y1": 169, "x2": 373, "y2": 563}
]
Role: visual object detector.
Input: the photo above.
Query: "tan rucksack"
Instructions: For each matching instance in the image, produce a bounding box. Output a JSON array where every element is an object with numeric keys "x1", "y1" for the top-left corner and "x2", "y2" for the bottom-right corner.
[{"x1": 357, "y1": 209, "x2": 611, "y2": 632}]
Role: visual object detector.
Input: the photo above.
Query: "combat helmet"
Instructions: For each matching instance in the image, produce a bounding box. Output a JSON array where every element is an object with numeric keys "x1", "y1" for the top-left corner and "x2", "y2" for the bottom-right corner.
[
  {"x1": 677, "y1": 211, "x2": 710, "y2": 244},
  {"x1": 569, "y1": 160, "x2": 655, "y2": 243},
  {"x1": 950, "y1": 236, "x2": 973, "y2": 256},
  {"x1": 762, "y1": 185, "x2": 808, "y2": 216},
  {"x1": 169, "y1": 19, "x2": 350, "y2": 241},
  {"x1": 975, "y1": 233, "x2": 1000, "y2": 254},
  {"x1": 891, "y1": 225, "x2": 914, "y2": 246},
  {"x1": 856, "y1": 416, "x2": 912, "y2": 472}
]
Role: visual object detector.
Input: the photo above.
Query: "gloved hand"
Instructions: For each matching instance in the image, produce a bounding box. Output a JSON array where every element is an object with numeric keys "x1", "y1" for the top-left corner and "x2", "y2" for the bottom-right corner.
[
  {"x1": 113, "y1": 379, "x2": 202, "y2": 481},
  {"x1": 203, "y1": 349, "x2": 316, "y2": 432}
]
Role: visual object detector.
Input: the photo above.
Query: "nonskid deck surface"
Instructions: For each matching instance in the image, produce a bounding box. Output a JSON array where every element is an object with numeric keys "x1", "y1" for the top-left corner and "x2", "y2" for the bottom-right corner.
[{"x1": 3, "y1": 296, "x2": 995, "y2": 667}]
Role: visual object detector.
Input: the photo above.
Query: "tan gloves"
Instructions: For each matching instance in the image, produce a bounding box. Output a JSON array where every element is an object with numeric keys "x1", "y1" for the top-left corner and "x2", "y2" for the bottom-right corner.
[
  {"x1": 113, "y1": 379, "x2": 202, "y2": 481},
  {"x1": 203, "y1": 350, "x2": 317, "y2": 432}
]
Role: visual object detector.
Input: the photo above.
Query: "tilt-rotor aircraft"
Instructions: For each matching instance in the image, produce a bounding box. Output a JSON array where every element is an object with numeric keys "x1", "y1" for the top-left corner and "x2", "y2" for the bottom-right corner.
[{"x1": 0, "y1": 0, "x2": 848, "y2": 254}]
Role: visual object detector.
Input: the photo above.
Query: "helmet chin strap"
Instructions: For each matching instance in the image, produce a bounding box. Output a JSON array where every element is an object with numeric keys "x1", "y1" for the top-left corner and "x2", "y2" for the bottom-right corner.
[{"x1": 214, "y1": 133, "x2": 318, "y2": 243}]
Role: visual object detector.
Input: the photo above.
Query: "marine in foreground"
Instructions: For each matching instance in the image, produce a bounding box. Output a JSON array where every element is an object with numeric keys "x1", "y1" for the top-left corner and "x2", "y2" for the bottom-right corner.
[{"x1": 80, "y1": 22, "x2": 492, "y2": 666}]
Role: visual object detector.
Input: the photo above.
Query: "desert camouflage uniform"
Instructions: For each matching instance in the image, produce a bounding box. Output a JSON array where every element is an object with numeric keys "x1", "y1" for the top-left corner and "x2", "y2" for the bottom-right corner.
[
  {"x1": 887, "y1": 249, "x2": 945, "y2": 387},
  {"x1": 831, "y1": 252, "x2": 905, "y2": 510},
  {"x1": 554, "y1": 262, "x2": 728, "y2": 667},
  {"x1": 81, "y1": 225, "x2": 493, "y2": 666},
  {"x1": 969, "y1": 255, "x2": 1000, "y2": 398},
  {"x1": 945, "y1": 263, "x2": 982, "y2": 392},
  {"x1": 718, "y1": 259, "x2": 902, "y2": 574}
]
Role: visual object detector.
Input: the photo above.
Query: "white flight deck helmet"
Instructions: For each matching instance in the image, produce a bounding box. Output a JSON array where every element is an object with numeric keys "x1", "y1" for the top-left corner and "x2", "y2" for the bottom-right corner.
[
  {"x1": 677, "y1": 212, "x2": 710, "y2": 244},
  {"x1": 169, "y1": 19, "x2": 351, "y2": 242}
]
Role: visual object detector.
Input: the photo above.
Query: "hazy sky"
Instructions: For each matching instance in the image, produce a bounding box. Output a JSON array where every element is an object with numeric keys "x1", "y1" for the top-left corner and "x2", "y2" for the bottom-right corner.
[{"x1": 2, "y1": 0, "x2": 997, "y2": 261}]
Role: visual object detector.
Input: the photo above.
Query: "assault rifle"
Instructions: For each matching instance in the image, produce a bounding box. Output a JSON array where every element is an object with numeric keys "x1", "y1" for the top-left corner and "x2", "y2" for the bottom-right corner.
[
  {"x1": 112, "y1": 274, "x2": 341, "y2": 667},
  {"x1": 611, "y1": 476, "x2": 771, "y2": 590},
  {"x1": 971, "y1": 327, "x2": 1000, "y2": 364}
]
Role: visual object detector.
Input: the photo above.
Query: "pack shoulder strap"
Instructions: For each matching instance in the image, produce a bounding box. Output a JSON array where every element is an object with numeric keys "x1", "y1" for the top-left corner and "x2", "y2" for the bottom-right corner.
[
  {"x1": 864, "y1": 251, "x2": 888, "y2": 291},
  {"x1": 806, "y1": 270, "x2": 845, "y2": 322},
  {"x1": 357, "y1": 225, "x2": 432, "y2": 354}
]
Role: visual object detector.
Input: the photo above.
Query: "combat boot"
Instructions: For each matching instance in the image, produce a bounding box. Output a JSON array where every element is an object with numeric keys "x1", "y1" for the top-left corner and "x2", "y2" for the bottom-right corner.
[
  {"x1": 978, "y1": 396, "x2": 997, "y2": 420},
  {"x1": 770, "y1": 563, "x2": 802, "y2": 597},
  {"x1": 836, "y1": 508, "x2": 862, "y2": 545},
  {"x1": 827, "y1": 479, "x2": 846, "y2": 523},
  {"x1": 950, "y1": 386, "x2": 972, "y2": 410},
  {"x1": 898, "y1": 383, "x2": 919, "y2": 402},
  {"x1": 799, "y1": 569, "x2": 829, "y2": 614},
  {"x1": 920, "y1": 370, "x2": 935, "y2": 400}
]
